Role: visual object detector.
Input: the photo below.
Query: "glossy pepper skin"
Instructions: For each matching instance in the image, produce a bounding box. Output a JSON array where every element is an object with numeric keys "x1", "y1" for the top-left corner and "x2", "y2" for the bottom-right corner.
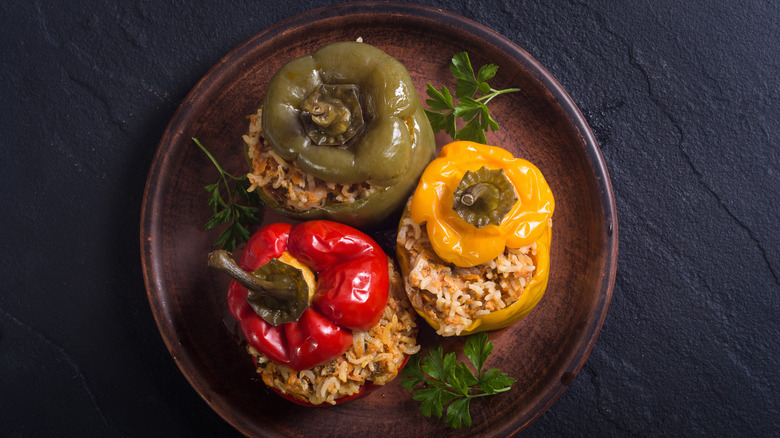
[
  {"x1": 399, "y1": 141, "x2": 554, "y2": 335},
  {"x1": 227, "y1": 221, "x2": 389, "y2": 371},
  {"x1": 256, "y1": 41, "x2": 435, "y2": 227},
  {"x1": 409, "y1": 141, "x2": 555, "y2": 268}
]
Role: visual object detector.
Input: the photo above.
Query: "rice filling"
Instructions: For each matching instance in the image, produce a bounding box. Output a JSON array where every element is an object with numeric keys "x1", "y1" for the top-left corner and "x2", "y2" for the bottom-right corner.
[
  {"x1": 397, "y1": 210, "x2": 538, "y2": 337},
  {"x1": 247, "y1": 260, "x2": 420, "y2": 405},
  {"x1": 244, "y1": 107, "x2": 379, "y2": 211}
]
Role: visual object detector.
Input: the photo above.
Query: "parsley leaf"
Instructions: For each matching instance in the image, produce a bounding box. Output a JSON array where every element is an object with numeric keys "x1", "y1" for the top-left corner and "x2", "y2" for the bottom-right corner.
[
  {"x1": 425, "y1": 52, "x2": 520, "y2": 144},
  {"x1": 424, "y1": 84, "x2": 457, "y2": 139},
  {"x1": 479, "y1": 368, "x2": 516, "y2": 395},
  {"x1": 401, "y1": 332, "x2": 516, "y2": 429},
  {"x1": 464, "y1": 330, "x2": 493, "y2": 375},
  {"x1": 445, "y1": 397, "x2": 472, "y2": 428},
  {"x1": 193, "y1": 138, "x2": 263, "y2": 251}
]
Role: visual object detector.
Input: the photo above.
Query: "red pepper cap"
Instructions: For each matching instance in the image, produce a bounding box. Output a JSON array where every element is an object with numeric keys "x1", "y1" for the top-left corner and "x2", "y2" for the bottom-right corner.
[{"x1": 227, "y1": 221, "x2": 390, "y2": 371}]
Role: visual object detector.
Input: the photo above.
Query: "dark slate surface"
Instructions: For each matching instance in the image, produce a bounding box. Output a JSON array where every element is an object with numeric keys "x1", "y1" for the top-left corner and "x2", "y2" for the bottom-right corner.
[{"x1": 1, "y1": 0, "x2": 778, "y2": 436}]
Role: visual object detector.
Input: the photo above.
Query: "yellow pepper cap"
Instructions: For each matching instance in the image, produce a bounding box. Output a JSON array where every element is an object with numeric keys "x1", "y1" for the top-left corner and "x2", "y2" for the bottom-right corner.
[{"x1": 409, "y1": 141, "x2": 555, "y2": 268}]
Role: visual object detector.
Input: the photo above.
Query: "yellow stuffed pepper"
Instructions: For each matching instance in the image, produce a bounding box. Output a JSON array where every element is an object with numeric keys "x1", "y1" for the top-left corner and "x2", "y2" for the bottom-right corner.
[{"x1": 396, "y1": 141, "x2": 554, "y2": 336}]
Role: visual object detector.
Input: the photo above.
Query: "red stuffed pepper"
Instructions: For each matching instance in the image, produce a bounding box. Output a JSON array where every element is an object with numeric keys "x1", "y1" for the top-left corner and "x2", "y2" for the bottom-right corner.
[{"x1": 210, "y1": 220, "x2": 420, "y2": 405}]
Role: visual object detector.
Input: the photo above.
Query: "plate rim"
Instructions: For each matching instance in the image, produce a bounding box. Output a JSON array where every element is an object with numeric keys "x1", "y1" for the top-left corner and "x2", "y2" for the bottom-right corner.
[{"x1": 140, "y1": 1, "x2": 618, "y2": 435}]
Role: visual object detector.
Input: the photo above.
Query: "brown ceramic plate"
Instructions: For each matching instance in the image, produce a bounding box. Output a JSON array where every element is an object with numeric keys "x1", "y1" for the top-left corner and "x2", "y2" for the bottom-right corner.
[{"x1": 141, "y1": 2, "x2": 617, "y2": 437}]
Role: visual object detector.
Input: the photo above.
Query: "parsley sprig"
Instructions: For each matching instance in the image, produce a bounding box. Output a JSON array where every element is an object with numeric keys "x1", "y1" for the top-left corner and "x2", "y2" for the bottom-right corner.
[
  {"x1": 193, "y1": 138, "x2": 262, "y2": 251},
  {"x1": 401, "y1": 332, "x2": 516, "y2": 428},
  {"x1": 425, "y1": 52, "x2": 520, "y2": 144}
]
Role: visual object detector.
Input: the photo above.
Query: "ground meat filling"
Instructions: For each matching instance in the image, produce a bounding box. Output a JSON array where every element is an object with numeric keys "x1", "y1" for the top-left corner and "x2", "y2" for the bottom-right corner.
[
  {"x1": 246, "y1": 261, "x2": 420, "y2": 406},
  {"x1": 244, "y1": 107, "x2": 379, "y2": 211},
  {"x1": 397, "y1": 208, "x2": 538, "y2": 337}
]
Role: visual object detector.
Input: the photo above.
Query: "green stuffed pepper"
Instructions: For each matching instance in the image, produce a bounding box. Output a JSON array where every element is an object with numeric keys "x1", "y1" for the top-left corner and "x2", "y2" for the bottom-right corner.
[{"x1": 243, "y1": 41, "x2": 435, "y2": 228}]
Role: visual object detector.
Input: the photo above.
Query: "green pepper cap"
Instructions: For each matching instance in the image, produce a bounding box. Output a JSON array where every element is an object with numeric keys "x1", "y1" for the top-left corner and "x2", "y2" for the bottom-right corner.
[
  {"x1": 452, "y1": 166, "x2": 518, "y2": 228},
  {"x1": 208, "y1": 250, "x2": 310, "y2": 326},
  {"x1": 261, "y1": 41, "x2": 419, "y2": 186}
]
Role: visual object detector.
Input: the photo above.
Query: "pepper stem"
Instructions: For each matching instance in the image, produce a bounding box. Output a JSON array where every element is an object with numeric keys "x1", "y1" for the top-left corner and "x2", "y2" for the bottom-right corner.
[
  {"x1": 307, "y1": 99, "x2": 350, "y2": 135},
  {"x1": 299, "y1": 84, "x2": 365, "y2": 146},
  {"x1": 452, "y1": 167, "x2": 518, "y2": 228},
  {"x1": 208, "y1": 250, "x2": 311, "y2": 326},
  {"x1": 460, "y1": 182, "x2": 500, "y2": 210}
]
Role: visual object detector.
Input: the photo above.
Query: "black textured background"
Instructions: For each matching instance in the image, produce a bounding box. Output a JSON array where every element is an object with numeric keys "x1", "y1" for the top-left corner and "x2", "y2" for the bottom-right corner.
[{"x1": 2, "y1": 0, "x2": 778, "y2": 436}]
